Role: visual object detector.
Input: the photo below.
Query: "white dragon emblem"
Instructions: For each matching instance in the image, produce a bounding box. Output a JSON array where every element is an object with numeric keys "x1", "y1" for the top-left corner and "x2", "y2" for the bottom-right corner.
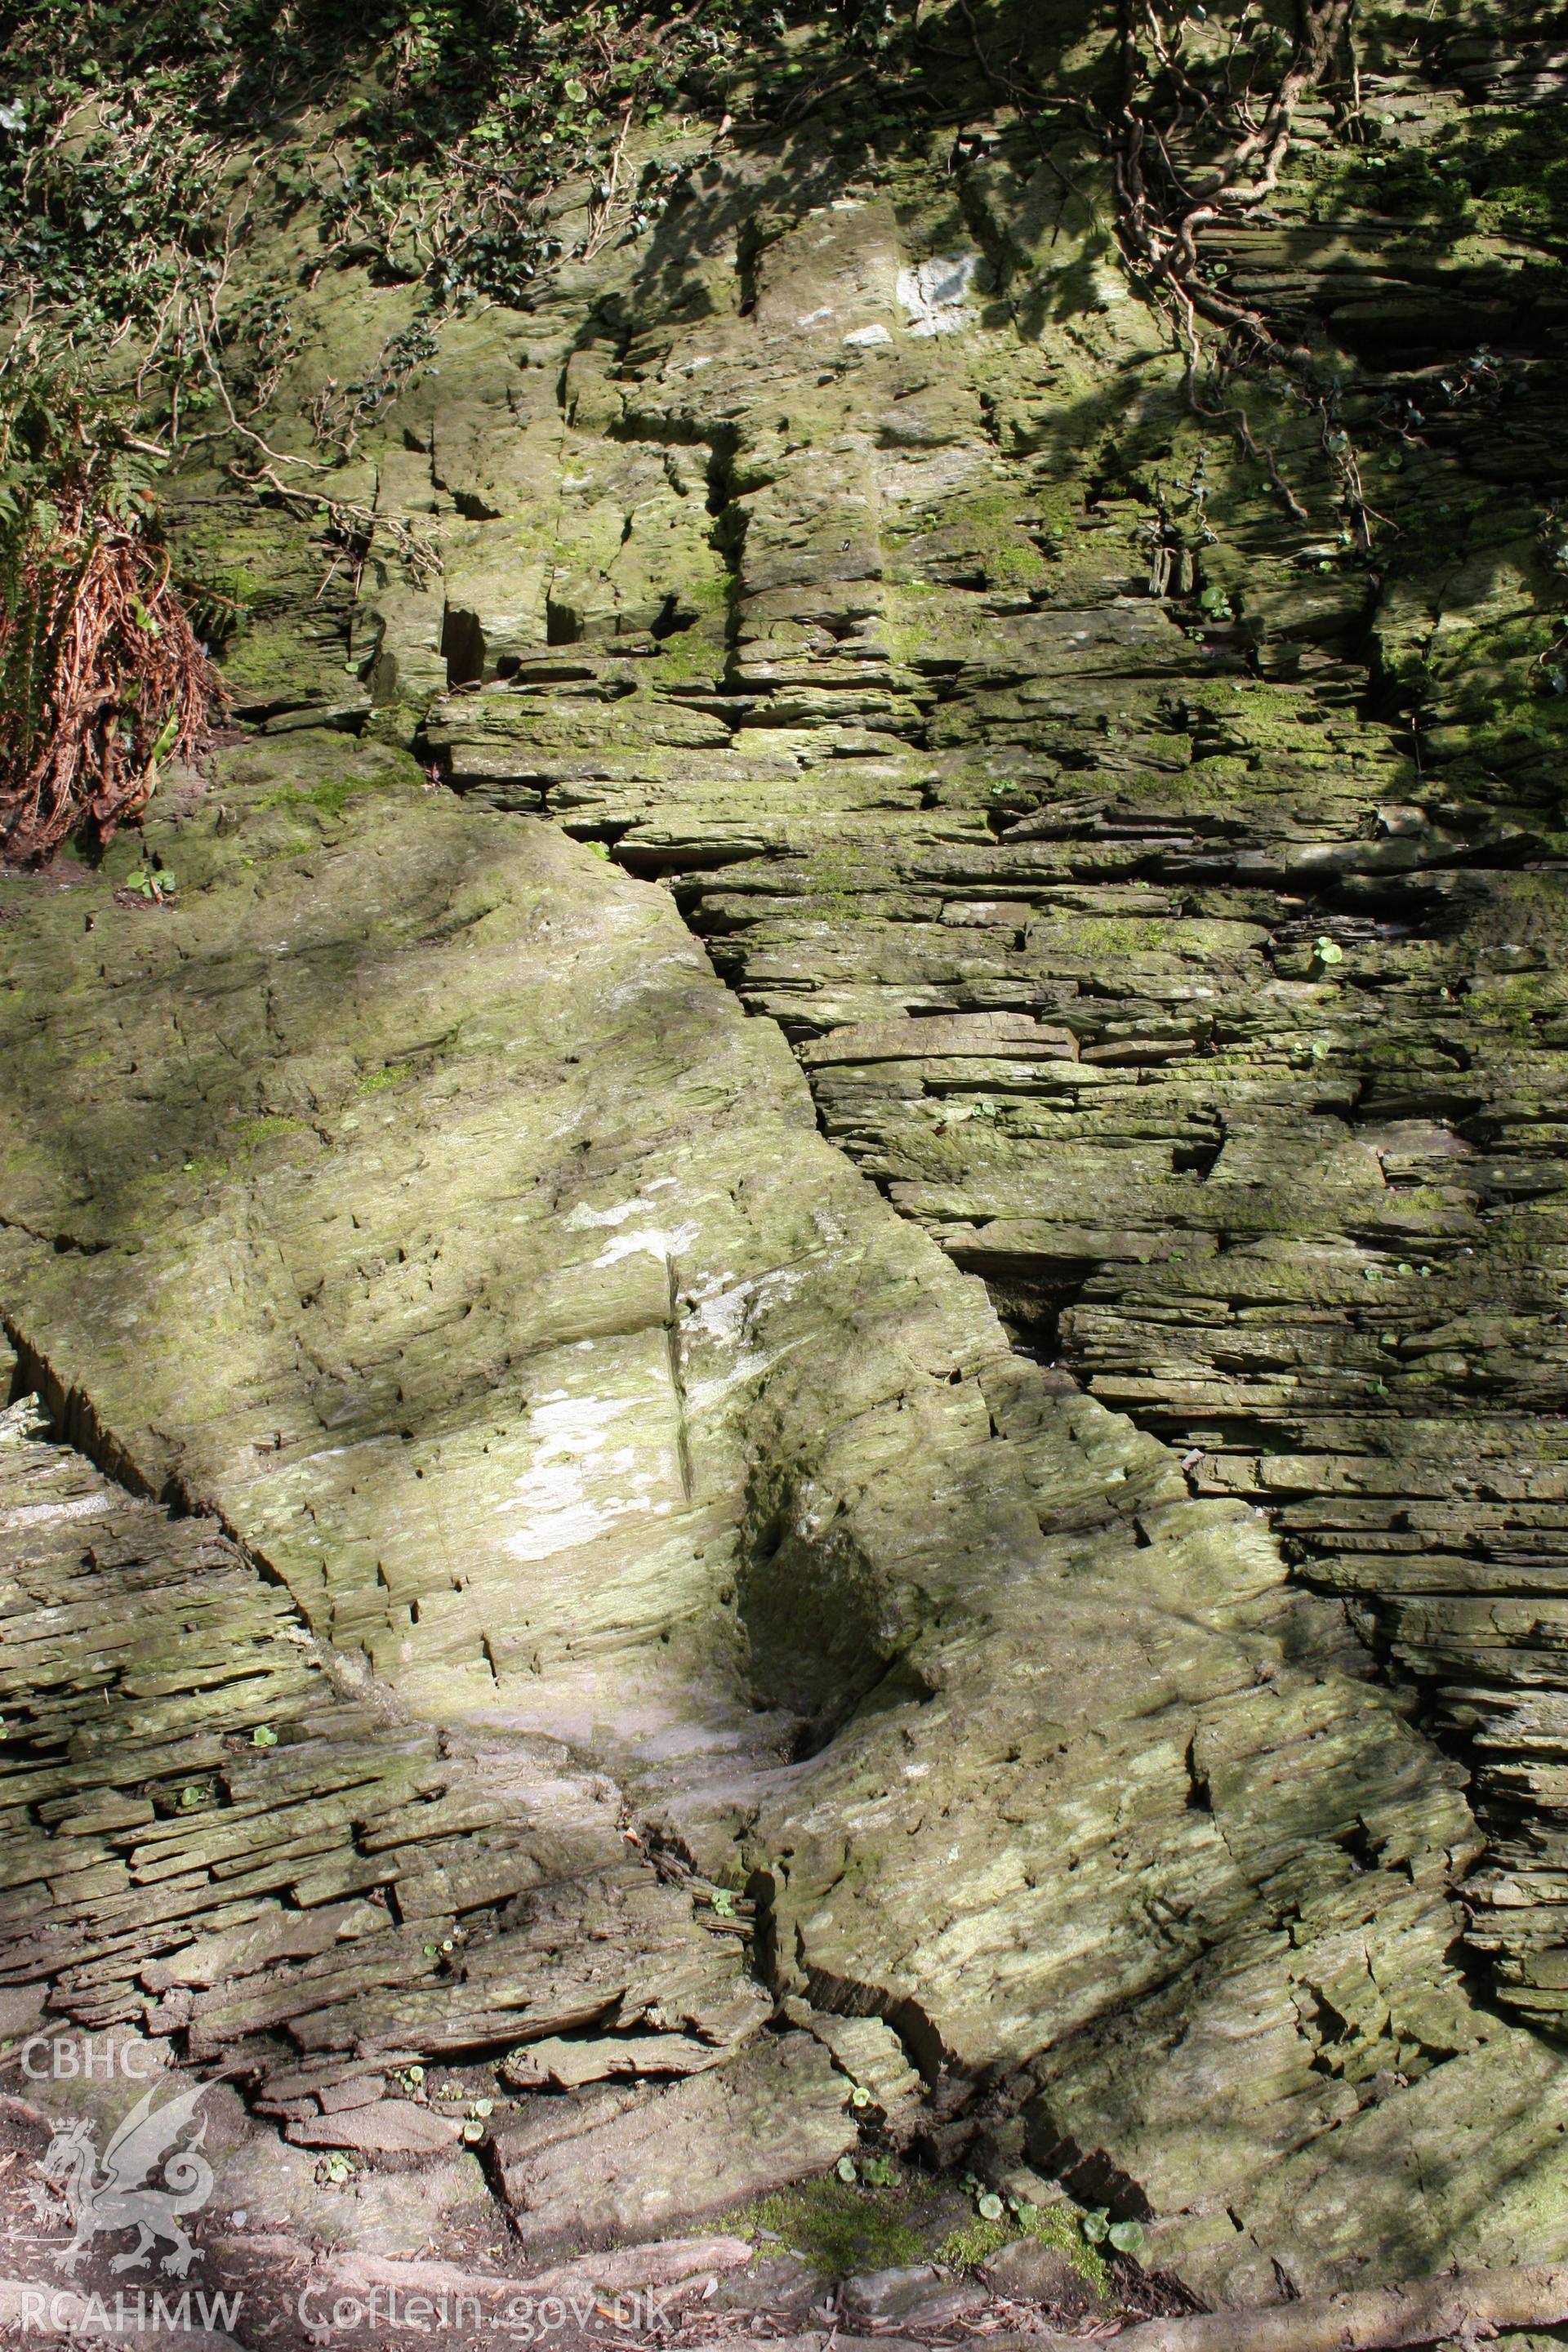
[{"x1": 33, "y1": 2080, "x2": 215, "y2": 2276}]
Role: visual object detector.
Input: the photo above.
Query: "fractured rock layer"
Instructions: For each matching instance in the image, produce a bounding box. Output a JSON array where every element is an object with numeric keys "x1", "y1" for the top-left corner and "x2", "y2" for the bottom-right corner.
[
  {"x1": 0, "y1": 1370, "x2": 818, "y2": 2243},
  {"x1": 408, "y1": 95, "x2": 1568, "y2": 2038},
  {"x1": 2, "y1": 702, "x2": 1566, "y2": 2301},
  {"x1": 2, "y1": 3, "x2": 1568, "y2": 2305}
]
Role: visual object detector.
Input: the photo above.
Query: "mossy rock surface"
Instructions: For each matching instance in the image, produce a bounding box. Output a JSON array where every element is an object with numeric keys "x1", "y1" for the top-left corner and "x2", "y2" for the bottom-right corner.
[{"x1": 5, "y1": 0, "x2": 1568, "y2": 2308}]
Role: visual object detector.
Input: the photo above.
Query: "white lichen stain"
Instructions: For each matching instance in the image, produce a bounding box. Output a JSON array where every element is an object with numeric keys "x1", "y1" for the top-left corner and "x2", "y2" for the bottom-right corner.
[
  {"x1": 897, "y1": 253, "x2": 977, "y2": 336},
  {"x1": 499, "y1": 1392, "x2": 666, "y2": 1561},
  {"x1": 591, "y1": 1222, "x2": 702, "y2": 1267}
]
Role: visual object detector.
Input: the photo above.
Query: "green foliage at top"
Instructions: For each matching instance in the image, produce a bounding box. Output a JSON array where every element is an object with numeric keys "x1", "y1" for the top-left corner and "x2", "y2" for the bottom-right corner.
[
  {"x1": 0, "y1": 0, "x2": 964, "y2": 773},
  {"x1": 0, "y1": 0, "x2": 937, "y2": 418}
]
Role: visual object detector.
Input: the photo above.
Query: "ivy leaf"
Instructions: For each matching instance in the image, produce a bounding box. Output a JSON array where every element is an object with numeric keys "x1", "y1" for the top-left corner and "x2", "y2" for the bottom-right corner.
[{"x1": 145, "y1": 706, "x2": 181, "y2": 770}]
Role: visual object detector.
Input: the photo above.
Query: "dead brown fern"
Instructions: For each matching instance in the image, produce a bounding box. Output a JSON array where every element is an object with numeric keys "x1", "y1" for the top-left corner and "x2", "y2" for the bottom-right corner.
[{"x1": 0, "y1": 403, "x2": 229, "y2": 865}]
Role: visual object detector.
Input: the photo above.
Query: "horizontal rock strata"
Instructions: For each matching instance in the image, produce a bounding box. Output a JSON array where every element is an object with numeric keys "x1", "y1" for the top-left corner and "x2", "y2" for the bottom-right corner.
[
  {"x1": 0, "y1": 718, "x2": 1563, "y2": 2301},
  {"x1": 405, "y1": 83, "x2": 1568, "y2": 2043},
  {"x1": 3, "y1": 0, "x2": 1568, "y2": 2306}
]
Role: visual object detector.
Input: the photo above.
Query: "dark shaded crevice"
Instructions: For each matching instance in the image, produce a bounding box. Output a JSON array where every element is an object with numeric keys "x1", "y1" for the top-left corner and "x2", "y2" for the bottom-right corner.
[
  {"x1": 1183, "y1": 1731, "x2": 1212, "y2": 1812},
  {"x1": 451, "y1": 488, "x2": 504, "y2": 523},
  {"x1": 736, "y1": 1465, "x2": 932, "y2": 1764},
  {"x1": 664, "y1": 1253, "x2": 696, "y2": 1503},
  {"x1": 789, "y1": 1647, "x2": 936, "y2": 1763},
  {"x1": 970, "y1": 1266, "x2": 1095, "y2": 1369},
  {"x1": 1021, "y1": 2109, "x2": 1157, "y2": 2229},
  {"x1": 734, "y1": 216, "x2": 783, "y2": 321},
  {"x1": 0, "y1": 1213, "x2": 112, "y2": 1258},
  {"x1": 4, "y1": 1312, "x2": 161, "y2": 1503},
  {"x1": 799, "y1": 1948, "x2": 951, "y2": 2090},
  {"x1": 441, "y1": 603, "x2": 488, "y2": 686}
]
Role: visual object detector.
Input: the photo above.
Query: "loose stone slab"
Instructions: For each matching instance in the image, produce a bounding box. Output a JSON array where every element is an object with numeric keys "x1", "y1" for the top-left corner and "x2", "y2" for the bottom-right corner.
[{"x1": 494, "y1": 2033, "x2": 858, "y2": 2247}]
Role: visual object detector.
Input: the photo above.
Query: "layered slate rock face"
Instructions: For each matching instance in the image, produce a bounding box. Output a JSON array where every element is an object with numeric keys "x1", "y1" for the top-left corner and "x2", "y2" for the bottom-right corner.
[
  {"x1": 408, "y1": 84, "x2": 1568, "y2": 2041},
  {"x1": 0, "y1": 1380, "x2": 767, "y2": 2096},
  {"x1": 0, "y1": 1370, "x2": 873, "y2": 2256},
  {"x1": 2, "y1": 682, "x2": 1566, "y2": 2305},
  {"x1": 5, "y1": 0, "x2": 1568, "y2": 2311}
]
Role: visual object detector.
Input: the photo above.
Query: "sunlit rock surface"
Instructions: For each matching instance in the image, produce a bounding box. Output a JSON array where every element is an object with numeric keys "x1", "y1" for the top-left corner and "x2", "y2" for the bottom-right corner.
[{"x1": 5, "y1": 1, "x2": 1568, "y2": 2301}]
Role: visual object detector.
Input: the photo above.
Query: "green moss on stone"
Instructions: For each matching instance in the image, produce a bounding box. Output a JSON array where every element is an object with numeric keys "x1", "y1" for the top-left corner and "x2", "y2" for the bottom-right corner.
[
  {"x1": 936, "y1": 2199, "x2": 1111, "y2": 2290},
  {"x1": 738, "y1": 2176, "x2": 927, "y2": 2276},
  {"x1": 233, "y1": 1114, "x2": 308, "y2": 1151},
  {"x1": 256, "y1": 770, "x2": 393, "y2": 822}
]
